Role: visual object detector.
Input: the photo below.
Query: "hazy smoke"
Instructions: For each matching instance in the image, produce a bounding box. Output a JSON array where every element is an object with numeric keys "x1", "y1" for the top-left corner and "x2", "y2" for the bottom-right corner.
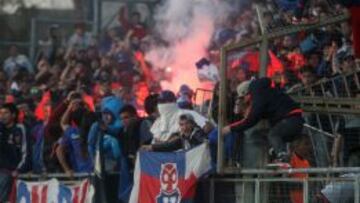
[{"x1": 145, "y1": 0, "x2": 232, "y2": 92}]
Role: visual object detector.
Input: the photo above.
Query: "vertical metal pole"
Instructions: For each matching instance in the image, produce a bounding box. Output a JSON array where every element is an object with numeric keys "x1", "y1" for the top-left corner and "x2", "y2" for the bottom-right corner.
[
  {"x1": 210, "y1": 178, "x2": 215, "y2": 203},
  {"x1": 303, "y1": 179, "x2": 309, "y2": 203},
  {"x1": 256, "y1": 5, "x2": 266, "y2": 34},
  {"x1": 259, "y1": 38, "x2": 269, "y2": 78},
  {"x1": 353, "y1": 72, "x2": 360, "y2": 90},
  {"x1": 93, "y1": 0, "x2": 100, "y2": 35},
  {"x1": 207, "y1": 93, "x2": 214, "y2": 119},
  {"x1": 342, "y1": 75, "x2": 351, "y2": 97},
  {"x1": 255, "y1": 179, "x2": 261, "y2": 203},
  {"x1": 255, "y1": 5, "x2": 269, "y2": 78},
  {"x1": 331, "y1": 79, "x2": 339, "y2": 98},
  {"x1": 355, "y1": 176, "x2": 360, "y2": 203},
  {"x1": 30, "y1": 18, "x2": 36, "y2": 63},
  {"x1": 217, "y1": 47, "x2": 227, "y2": 173},
  {"x1": 201, "y1": 90, "x2": 205, "y2": 114},
  {"x1": 320, "y1": 83, "x2": 335, "y2": 132}
]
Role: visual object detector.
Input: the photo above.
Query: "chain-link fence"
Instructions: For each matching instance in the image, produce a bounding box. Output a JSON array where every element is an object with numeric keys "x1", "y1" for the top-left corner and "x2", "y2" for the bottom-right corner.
[{"x1": 29, "y1": 18, "x2": 94, "y2": 63}]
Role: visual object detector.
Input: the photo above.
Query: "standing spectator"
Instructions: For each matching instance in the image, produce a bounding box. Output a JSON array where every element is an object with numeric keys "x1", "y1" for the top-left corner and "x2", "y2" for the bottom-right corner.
[
  {"x1": 56, "y1": 99, "x2": 93, "y2": 176},
  {"x1": 140, "y1": 94, "x2": 159, "y2": 144},
  {"x1": 67, "y1": 23, "x2": 93, "y2": 51},
  {"x1": 87, "y1": 96, "x2": 124, "y2": 163},
  {"x1": 288, "y1": 136, "x2": 312, "y2": 203},
  {"x1": 30, "y1": 103, "x2": 51, "y2": 174},
  {"x1": 3, "y1": 45, "x2": 33, "y2": 78},
  {"x1": 119, "y1": 104, "x2": 143, "y2": 162},
  {"x1": 38, "y1": 24, "x2": 63, "y2": 65},
  {"x1": 287, "y1": 66, "x2": 318, "y2": 94},
  {"x1": 339, "y1": 54, "x2": 357, "y2": 75},
  {"x1": 292, "y1": 0, "x2": 318, "y2": 24},
  {"x1": 118, "y1": 7, "x2": 147, "y2": 40},
  {"x1": 0, "y1": 103, "x2": 28, "y2": 202},
  {"x1": 339, "y1": 0, "x2": 360, "y2": 59}
]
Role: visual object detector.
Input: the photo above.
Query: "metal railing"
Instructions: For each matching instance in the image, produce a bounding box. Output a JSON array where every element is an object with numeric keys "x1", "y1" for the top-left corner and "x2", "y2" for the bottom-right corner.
[
  {"x1": 209, "y1": 169, "x2": 360, "y2": 203},
  {"x1": 193, "y1": 88, "x2": 214, "y2": 118},
  {"x1": 217, "y1": 3, "x2": 350, "y2": 173},
  {"x1": 290, "y1": 69, "x2": 360, "y2": 116}
]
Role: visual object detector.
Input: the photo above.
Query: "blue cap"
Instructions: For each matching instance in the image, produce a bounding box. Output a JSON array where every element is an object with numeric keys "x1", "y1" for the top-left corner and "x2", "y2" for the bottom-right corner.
[
  {"x1": 179, "y1": 84, "x2": 192, "y2": 94},
  {"x1": 158, "y1": 90, "x2": 176, "y2": 103}
]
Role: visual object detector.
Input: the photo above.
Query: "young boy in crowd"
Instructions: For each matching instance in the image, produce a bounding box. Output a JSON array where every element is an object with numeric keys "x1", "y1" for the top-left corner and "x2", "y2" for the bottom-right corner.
[{"x1": 141, "y1": 113, "x2": 207, "y2": 152}]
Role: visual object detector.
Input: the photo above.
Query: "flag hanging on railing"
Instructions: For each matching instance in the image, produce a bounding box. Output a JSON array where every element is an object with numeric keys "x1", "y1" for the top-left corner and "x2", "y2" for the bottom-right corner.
[
  {"x1": 129, "y1": 143, "x2": 212, "y2": 203},
  {"x1": 13, "y1": 178, "x2": 94, "y2": 203}
]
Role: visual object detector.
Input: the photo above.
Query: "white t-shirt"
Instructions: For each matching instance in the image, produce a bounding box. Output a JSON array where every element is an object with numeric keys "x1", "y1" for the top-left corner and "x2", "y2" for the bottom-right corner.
[{"x1": 4, "y1": 55, "x2": 33, "y2": 77}]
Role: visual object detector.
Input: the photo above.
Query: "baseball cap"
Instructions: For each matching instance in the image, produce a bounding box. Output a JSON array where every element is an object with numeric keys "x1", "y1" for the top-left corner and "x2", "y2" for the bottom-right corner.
[{"x1": 236, "y1": 80, "x2": 252, "y2": 98}]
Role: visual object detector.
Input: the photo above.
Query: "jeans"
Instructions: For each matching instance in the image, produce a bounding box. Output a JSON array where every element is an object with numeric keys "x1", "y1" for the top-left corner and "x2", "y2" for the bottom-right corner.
[
  {"x1": 268, "y1": 116, "x2": 304, "y2": 155},
  {"x1": 0, "y1": 171, "x2": 12, "y2": 202}
]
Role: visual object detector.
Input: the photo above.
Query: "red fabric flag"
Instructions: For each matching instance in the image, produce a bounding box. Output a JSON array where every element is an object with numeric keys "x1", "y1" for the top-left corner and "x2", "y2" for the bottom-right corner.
[
  {"x1": 267, "y1": 51, "x2": 284, "y2": 77},
  {"x1": 231, "y1": 50, "x2": 283, "y2": 77},
  {"x1": 35, "y1": 91, "x2": 51, "y2": 121}
]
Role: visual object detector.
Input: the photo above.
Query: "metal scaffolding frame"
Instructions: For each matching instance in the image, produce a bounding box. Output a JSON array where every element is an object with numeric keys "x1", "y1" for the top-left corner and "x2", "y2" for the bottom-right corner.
[{"x1": 217, "y1": 7, "x2": 350, "y2": 173}]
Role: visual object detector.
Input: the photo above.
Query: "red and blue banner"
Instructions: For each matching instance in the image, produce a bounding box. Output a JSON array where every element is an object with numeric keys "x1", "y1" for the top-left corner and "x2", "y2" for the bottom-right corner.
[
  {"x1": 13, "y1": 178, "x2": 93, "y2": 203},
  {"x1": 130, "y1": 143, "x2": 212, "y2": 203}
]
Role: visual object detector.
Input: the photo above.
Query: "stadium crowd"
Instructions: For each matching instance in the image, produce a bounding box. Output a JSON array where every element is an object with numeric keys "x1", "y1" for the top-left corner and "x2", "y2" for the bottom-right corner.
[{"x1": 0, "y1": 0, "x2": 360, "y2": 202}]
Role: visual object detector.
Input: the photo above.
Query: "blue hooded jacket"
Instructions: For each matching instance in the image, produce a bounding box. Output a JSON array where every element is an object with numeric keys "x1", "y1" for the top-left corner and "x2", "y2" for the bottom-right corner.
[
  {"x1": 100, "y1": 96, "x2": 124, "y2": 134},
  {"x1": 88, "y1": 96, "x2": 124, "y2": 160}
]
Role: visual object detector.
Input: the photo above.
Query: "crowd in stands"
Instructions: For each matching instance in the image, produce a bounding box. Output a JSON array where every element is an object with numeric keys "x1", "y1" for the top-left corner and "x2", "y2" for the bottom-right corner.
[{"x1": 1, "y1": 0, "x2": 360, "y2": 202}]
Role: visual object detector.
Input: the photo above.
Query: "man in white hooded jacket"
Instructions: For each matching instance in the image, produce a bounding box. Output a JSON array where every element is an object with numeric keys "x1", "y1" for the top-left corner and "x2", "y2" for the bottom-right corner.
[{"x1": 151, "y1": 90, "x2": 208, "y2": 143}]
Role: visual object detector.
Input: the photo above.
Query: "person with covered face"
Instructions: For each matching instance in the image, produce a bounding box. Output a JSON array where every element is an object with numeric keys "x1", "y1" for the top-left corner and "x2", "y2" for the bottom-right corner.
[
  {"x1": 222, "y1": 78, "x2": 304, "y2": 167},
  {"x1": 142, "y1": 113, "x2": 207, "y2": 152}
]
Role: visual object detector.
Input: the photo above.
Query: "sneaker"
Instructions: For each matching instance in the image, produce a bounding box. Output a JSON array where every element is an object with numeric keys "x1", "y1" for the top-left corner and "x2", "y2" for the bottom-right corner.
[
  {"x1": 266, "y1": 152, "x2": 291, "y2": 169},
  {"x1": 268, "y1": 148, "x2": 276, "y2": 162}
]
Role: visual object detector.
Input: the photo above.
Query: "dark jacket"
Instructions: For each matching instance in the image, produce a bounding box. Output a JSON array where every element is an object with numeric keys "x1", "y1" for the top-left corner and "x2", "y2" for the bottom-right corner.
[
  {"x1": 230, "y1": 78, "x2": 302, "y2": 132},
  {"x1": 0, "y1": 123, "x2": 28, "y2": 172},
  {"x1": 121, "y1": 118, "x2": 143, "y2": 158},
  {"x1": 152, "y1": 127, "x2": 206, "y2": 152}
]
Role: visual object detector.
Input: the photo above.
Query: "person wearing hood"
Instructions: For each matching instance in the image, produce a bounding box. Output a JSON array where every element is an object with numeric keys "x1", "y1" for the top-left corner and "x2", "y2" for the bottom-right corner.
[
  {"x1": 222, "y1": 78, "x2": 304, "y2": 167},
  {"x1": 151, "y1": 90, "x2": 209, "y2": 143},
  {"x1": 87, "y1": 96, "x2": 124, "y2": 164},
  {"x1": 176, "y1": 84, "x2": 194, "y2": 110}
]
